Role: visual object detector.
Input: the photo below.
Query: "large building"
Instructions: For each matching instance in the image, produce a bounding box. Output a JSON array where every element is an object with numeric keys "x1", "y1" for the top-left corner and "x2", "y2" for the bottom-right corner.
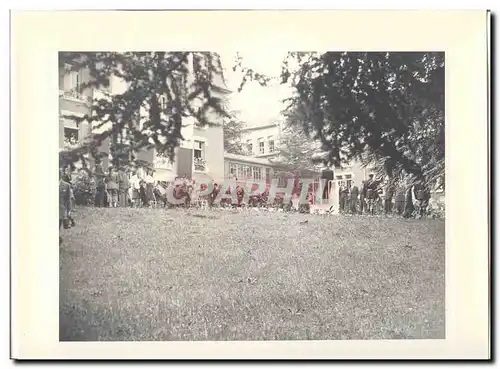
[
  {"x1": 240, "y1": 122, "x2": 281, "y2": 160},
  {"x1": 59, "y1": 54, "x2": 228, "y2": 183},
  {"x1": 236, "y1": 121, "x2": 375, "y2": 189}
]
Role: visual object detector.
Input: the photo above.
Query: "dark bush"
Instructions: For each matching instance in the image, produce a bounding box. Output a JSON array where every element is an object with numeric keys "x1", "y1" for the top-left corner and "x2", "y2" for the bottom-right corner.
[{"x1": 73, "y1": 170, "x2": 96, "y2": 205}]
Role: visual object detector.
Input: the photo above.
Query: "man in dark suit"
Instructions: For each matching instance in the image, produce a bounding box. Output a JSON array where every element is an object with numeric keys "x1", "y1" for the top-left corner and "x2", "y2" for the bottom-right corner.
[
  {"x1": 350, "y1": 184, "x2": 359, "y2": 214},
  {"x1": 59, "y1": 169, "x2": 72, "y2": 244}
]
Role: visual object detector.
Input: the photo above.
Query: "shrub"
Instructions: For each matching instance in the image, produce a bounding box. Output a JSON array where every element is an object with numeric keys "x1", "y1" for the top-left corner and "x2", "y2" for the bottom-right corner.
[{"x1": 73, "y1": 170, "x2": 96, "y2": 205}]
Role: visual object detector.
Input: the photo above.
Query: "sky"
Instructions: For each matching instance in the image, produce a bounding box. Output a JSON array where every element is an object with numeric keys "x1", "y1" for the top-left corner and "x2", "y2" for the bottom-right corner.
[{"x1": 218, "y1": 51, "x2": 294, "y2": 128}]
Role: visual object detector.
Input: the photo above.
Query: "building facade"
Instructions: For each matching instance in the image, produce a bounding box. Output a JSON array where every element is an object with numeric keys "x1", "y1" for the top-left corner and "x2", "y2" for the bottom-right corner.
[
  {"x1": 240, "y1": 122, "x2": 281, "y2": 159},
  {"x1": 223, "y1": 153, "x2": 275, "y2": 183},
  {"x1": 59, "y1": 54, "x2": 227, "y2": 183},
  {"x1": 59, "y1": 62, "x2": 109, "y2": 169},
  {"x1": 333, "y1": 160, "x2": 375, "y2": 189},
  {"x1": 237, "y1": 122, "x2": 375, "y2": 190}
]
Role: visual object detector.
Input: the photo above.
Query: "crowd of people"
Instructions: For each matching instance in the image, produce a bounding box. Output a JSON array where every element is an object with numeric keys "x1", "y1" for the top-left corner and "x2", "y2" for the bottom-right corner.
[
  {"x1": 336, "y1": 174, "x2": 432, "y2": 217},
  {"x1": 59, "y1": 164, "x2": 436, "y2": 243}
]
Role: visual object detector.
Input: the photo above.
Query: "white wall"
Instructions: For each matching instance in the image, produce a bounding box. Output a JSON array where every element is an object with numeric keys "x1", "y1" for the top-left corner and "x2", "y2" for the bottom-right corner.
[
  {"x1": 334, "y1": 159, "x2": 375, "y2": 189},
  {"x1": 241, "y1": 124, "x2": 280, "y2": 157}
]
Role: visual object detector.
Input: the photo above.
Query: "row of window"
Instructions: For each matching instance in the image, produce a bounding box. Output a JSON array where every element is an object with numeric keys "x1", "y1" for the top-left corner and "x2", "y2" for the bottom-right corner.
[
  {"x1": 155, "y1": 140, "x2": 207, "y2": 171},
  {"x1": 61, "y1": 64, "x2": 84, "y2": 93},
  {"x1": 229, "y1": 163, "x2": 272, "y2": 181},
  {"x1": 336, "y1": 174, "x2": 353, "y2": 188},
  {"x1": 247, "y1": 136, "x2": 275, "y2": 155}
]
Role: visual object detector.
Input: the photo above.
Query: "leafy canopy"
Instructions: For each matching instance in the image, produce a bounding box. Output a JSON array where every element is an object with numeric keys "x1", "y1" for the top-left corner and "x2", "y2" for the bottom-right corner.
[
  {"x1": 222, "y1": 110, "x2": 247, "y2": 155},
  {"x1": 237, "y1": 51, "x2": 445, "y2": 188},
  {"x1": 59, "y1": 52, "x2": 231, "y2": 168}
]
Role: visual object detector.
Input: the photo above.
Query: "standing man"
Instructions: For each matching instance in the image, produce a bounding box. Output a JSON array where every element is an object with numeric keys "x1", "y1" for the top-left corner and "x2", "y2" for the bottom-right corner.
[
  {"x1": 365, "y1": 175, "x2": 374, "y2": 215},
  {"x1": 59, "y1": 168, "x2": 71, "y2": 244},
  {"x1": 394, "y1": 182, "x2": 406, "y2": 215},
  {"x1": 144, "y1": 168, "x2": 156, "y2": 207},
  {"x1": 94, "y1": 162, "x2": 106, "y2": 207},
  {"x1": 413, "y1": 182, "x2": 430, "y2": 218},
  {"x1": 384, "y1": 182, "x2": 395, "y2": 215},
  {"x1": 129, "y1": 168, "x2": 141, "y2": 207},
  {"x1": 402, "y1": 180, "x2": 415, "y2": 218},
  {"x1": 359, "y1": 180, "x2": 366, "y2": 214},
  {"x1": 62, "y1": 166, "x2": 76, "y2": 227},
  {"x1": 106, "y1": 166, "x2": 120, "y2": 208},
  {"x1": 338, "y1": 184, "x2": 344, "y2": 213},
  {"x1": 350, "y1": 183, "x2": 359, "y2": 214},
  {"x1": 118, "y1": 167, "x2": 131, "y2": 207}
]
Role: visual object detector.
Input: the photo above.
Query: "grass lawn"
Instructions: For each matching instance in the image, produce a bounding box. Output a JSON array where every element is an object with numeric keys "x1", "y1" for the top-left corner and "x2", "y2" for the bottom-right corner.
[{"x1": 60, "y1": 206, "x2": 445, "y2": 341}]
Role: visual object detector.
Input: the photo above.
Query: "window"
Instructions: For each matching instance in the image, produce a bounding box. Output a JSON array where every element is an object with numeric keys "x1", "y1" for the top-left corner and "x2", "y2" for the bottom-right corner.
[
  {"x1": 64, "y1": 127, "x2": 79, "y2": 142},
  {"x1": 228, "y1": 163, "x2": 260, "y2": 180},
  {"x1": 243, "y1": 165, "x2": 252, "y2": 179},
  {"x1": 193, "y1": 140, "x2": 206, "y2": 171},
  {"x1": 62, "y1": 65, "x2": 86, "y2": 101},
  {"x1": 258, "y1": 138, "x2": 265, "y2": 154},
  {"x1": 159, "y1": 95, "x2": 167, "y2": 110},
  {"x1": 69, "y1": 68, "x2": 83, "y2": 93},
  {"x1": 252, "y1": 166, "x2": 262, "y2": 181},
  {"x1": 268, "y1": 136, "x2": 275, "y2": 152},
  {"x1": 265, "y1": 168, "x2": 271, "y2": 182},
  {"x1": 345, "y1": 174, "x2": 353, "y2": 188},
  {"x1": 194, "y1": 140, "x2": 205, "y2": 159},
  {"x1": 229, "y1": 163, "x2": 237, "y2": 176},
  {"x1": 247, "y1": 140, "x2": 253, "y2": 154},
  {"x1": 278, "y1": 176, "x2": 288, "y2": 187},
  {"x1": 335, "y1": 175, "x2": 343, "y2": 180}
]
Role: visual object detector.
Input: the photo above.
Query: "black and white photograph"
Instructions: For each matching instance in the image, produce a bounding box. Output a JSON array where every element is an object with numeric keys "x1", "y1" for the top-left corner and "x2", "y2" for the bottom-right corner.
[
  {"x1": 11, "y1": 9, "x2": 489, "y2": 360},
  {"x1": 58, "y1": 50, "x2": 446, "y2": 341}
]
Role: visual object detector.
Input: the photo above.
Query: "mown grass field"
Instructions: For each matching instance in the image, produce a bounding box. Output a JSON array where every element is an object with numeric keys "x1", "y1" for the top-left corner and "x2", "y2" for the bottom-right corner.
[{"x1": 59, "y1": 206, "x2": 445, "y2": 341}]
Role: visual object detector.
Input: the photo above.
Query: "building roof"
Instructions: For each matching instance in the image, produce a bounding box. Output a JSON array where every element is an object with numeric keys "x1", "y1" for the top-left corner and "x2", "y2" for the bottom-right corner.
[
  {"x1": 224, "y1": 153, "x2": 273, "y2": 166},
  {"x1": 241, "y1": 122, "x2": 279, "y2": 132}
]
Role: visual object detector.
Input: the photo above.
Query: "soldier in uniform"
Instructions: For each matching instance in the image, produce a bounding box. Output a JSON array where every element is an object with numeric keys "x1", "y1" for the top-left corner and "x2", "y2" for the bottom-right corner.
[
  {"x1": 394, "y1": 182, "x2": 406, "y2": 215},
  {"x1": 62, "y1": 166, "x2": 76, "y2": 227},
  {"x1": 359, "y1": 180, "x2": 366, "y2": 214},
  {"x1": 94, "y1": 162, "x2": 107, "y2": 207},
  {"x1": 118, "y1": 167, "x2": 131, "y2": 207},
  {"x1": 413, "y1": 182, "x2": 430, "y2": 218},
  {"x1": 350, "y1": 184, "x2": 359, "y2": 214},
  {"x1": 365, "y1": 174, "x2": 377, "y2": 215},
  {"x1": 59, "y1": 168, "x2": 72, "y2": 245},
  {"x1": 338, "y1": 184, "x2": 346, "y2": 213},
  {"x1": 384, "y1": 182, "x2": 395, "y2": 215},
  {"x1": 106, "y1": 166, "x2": 120, "y2": 208}
]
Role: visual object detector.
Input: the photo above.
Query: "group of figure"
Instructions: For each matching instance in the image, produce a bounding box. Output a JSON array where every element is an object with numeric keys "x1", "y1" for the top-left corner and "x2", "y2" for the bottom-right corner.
[
  {"x1": 92, "y1": 163, "x2": 195, "y2": 209},
  {"x1": 60, "y1": 163, "x2": 434, "y2": 230},
  {"x1": 337, "y1": 174, "x2": 431, "y2": 217}
]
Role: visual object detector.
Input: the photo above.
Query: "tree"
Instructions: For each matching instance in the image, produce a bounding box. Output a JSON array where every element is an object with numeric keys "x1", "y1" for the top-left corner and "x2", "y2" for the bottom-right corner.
[
  {"x1": 271, "y1": 121, "x2": 323, "y2": 175},
  {"x1": 237, "y1": 52, "x2": 445, "y2": 189},
  {"x1": 59, "y1": 52, "x2": 231, "y2": 168},
  {"x1": 223, "y1": 111, "x2": 246, "y2": 155}
]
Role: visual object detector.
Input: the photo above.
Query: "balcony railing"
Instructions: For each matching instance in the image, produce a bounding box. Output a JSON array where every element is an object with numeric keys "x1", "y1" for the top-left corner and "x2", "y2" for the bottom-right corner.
[
  {"x1": 154, "y1": 153, "x2": 173, "y2": 170},
  {"x1": 193, "y1": 157, "x2": 207, "y2": 172},
  {"x1": 59, "y1": 89, "x2": 91, "y2": 104}
]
